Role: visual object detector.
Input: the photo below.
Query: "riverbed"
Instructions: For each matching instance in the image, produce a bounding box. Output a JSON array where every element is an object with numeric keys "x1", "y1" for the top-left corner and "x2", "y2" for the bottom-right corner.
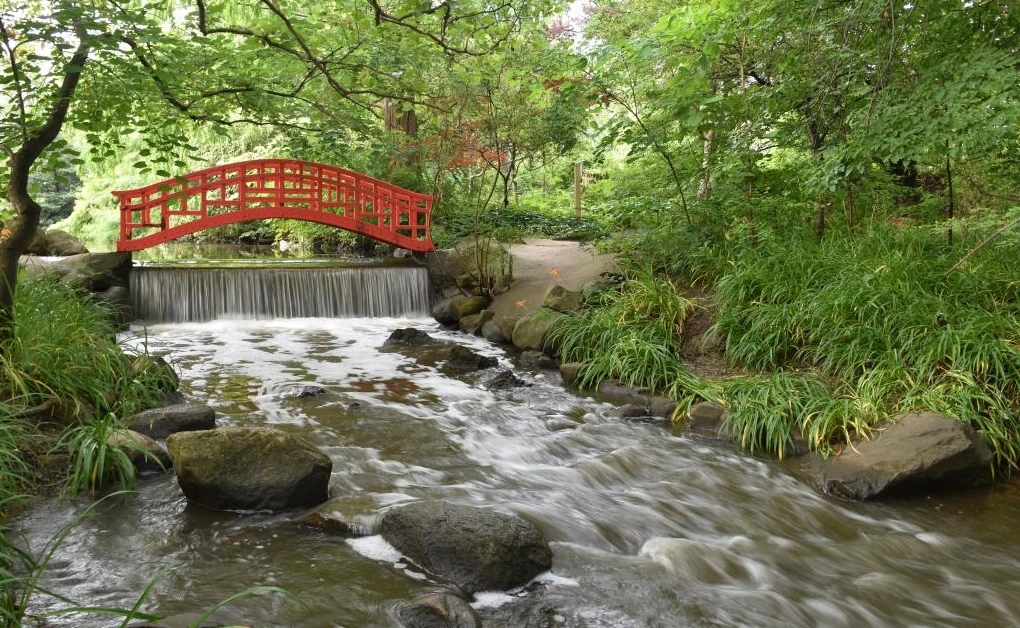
[{"x1": 18, "y1": 316, "x2": 1020, "y2": 628}]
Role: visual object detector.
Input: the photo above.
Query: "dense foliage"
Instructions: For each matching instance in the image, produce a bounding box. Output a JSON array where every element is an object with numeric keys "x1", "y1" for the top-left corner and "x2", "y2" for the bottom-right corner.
[
  {"x1": 0, "y1": 279, "x2": 175, "y2": 514},
  {"x1": 3, "y1": 0, "x2": 1020, "y2": 470}
]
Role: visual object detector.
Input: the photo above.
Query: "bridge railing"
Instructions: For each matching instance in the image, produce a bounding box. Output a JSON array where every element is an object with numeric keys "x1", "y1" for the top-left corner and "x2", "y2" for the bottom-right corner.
[{"x1": 113, "y1": 159, "x2": 434, "y2": 252}]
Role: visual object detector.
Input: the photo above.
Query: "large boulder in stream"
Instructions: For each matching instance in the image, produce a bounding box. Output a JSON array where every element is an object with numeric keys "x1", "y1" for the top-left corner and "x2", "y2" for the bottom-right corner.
[
  {"x1": 380, "y1": 501, "x2": 552, "y2": 594},
  {"x1": 819, "y1": 412, "x2": 993, "y2": 500},
  {"x1": 129, "y1": 404, "x2": 215, "y2": 440},
  {"x1": 167, "y1": 426, "x2": 332, "y2": 511}
]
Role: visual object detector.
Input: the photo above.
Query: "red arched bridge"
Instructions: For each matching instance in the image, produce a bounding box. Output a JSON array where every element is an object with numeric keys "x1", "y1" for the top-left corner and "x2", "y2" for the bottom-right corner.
[{"x1": 114, "y1": 159, "x2": 434, "y2": 252}]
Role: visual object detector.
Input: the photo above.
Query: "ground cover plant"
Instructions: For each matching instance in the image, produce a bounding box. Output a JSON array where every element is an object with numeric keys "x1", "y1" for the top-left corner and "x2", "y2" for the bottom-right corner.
[{"x1": 0, "y1": 278, "x2": 175, "y2": 515}]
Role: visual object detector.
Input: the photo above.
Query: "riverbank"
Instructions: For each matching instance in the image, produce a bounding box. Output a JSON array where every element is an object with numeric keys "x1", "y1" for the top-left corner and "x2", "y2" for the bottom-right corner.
[
  {"x1": 429, "y1": 227, "x2": 1017, "y2": 501},
  {"x1": 0, "y1": 276, "x2": 177, "y2": 519}
]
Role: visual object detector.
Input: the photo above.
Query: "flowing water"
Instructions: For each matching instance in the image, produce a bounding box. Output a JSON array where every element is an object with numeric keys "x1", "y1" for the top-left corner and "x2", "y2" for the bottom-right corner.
[
  {"x1": 131, "y1": 265, "x2": 431, "y2": 323},
  {"x1": 16, "y1": 271, "x2": 1020, "y2": 628}
]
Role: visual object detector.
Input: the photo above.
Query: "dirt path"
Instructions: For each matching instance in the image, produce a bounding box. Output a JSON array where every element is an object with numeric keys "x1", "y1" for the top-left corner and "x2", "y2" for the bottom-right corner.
[{"x1": 489, "y1": 239, "x2": 618, "y2": 322}]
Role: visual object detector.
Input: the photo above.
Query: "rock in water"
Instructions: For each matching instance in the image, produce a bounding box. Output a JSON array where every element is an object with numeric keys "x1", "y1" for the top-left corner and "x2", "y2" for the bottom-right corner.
[
  {"x1": 107, "y1": 429, "x2": 171, "y2": 473},
  {"x1": 289, "y1": 384, "x2": 327, "y2": 398},
  {"x1": 481, "y1": 320, "x2": 509, "y2": 345},
  {"x1": 819, "y1": 412, "x2": 993, "y2": 500},
  {"x1": 445, "y1": 345, "x2": 498, "y2": 371},
  {"x1": 483, "y1": 369, "x2": 530, "y2": 390},
  {"x1": 397, "y1": 593, "x2": 480, "y2": 628},
  {"x1": 380, "y1": 501, "x2": 552, "y2": 593},
  {"x1": 385, "y1": 328, "x2": 437, "y2": 346},
  {"x1": 129, "y1": 404, "x2": 215, "y2": 440},
  {"x1": 167, "y1": 427, "x2": 332, "y2": 511}
]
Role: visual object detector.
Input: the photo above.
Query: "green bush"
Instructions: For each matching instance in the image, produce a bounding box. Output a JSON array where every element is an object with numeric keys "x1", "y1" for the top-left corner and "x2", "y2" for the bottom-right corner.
[{"x1": 432, "y1": 203, "x2": 607, "y2": 248}]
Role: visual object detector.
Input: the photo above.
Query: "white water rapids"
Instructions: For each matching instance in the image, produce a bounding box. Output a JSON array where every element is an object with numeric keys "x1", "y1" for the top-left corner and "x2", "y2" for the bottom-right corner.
[{"x1": 15, "y1": 316, "x2": 1020, "y2": 628}]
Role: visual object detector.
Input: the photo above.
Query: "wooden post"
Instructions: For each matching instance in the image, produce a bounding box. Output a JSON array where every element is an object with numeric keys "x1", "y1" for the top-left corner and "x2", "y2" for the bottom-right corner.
[{"x1": 573, "y1": 163, "x2": 582, "y2": 217}]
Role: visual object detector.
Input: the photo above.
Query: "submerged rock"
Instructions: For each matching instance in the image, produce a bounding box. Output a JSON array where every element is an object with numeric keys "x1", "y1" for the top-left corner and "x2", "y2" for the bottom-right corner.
[
  {"x1": 445, "y1": 345, "x2": 498, "y2": 371},
  {"x1": 397, "y1": 593, "x2": 480, "y2": 628},
  {"x1": 607, "y1": 404, "x2": 650, "y2": 419},
  {"x1": 128, "y1": 612, "x2": 245, "y2": 628},
  {"x1": 484, "y1": 369, "x2": 530, "y2": 390},
  {"x1": 819, "y1": 412, "x2": 993, "y2": 500},
  {"x1": 380, "y1": 501, "x2": 552, "y2": 594},
  {"x1": 385, "y1": 328, "x2": 438, "y2": 347},
  {"x1": 167, "y1": 426, "x2": 332, "y2": 511},
  {"x1": 299, "y1": 503, "x2": 368, "y2": 537},
  {"x1": 289, "y1": 384, "x2": 328, "y2": 398},
  {"x1": 129, "y1": 404, "x2": 215, "y2": 440},
  {"x1": 519, "y1": 350, "x2": 559, "y2": 370}
]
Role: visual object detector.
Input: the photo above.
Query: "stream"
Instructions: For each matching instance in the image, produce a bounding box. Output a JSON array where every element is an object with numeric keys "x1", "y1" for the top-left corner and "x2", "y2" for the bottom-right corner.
[{"x1": 16, "y1": 314, "x2": 1020, "y2": 628}]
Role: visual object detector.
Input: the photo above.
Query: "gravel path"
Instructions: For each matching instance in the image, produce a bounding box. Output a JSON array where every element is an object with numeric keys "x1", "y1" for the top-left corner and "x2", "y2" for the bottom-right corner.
[{"x1": 489, "y1": 239, "x2": 618, "y2": 322}]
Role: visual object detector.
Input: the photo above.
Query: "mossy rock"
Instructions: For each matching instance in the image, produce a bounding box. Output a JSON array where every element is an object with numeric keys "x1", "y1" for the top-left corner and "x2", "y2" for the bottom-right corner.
[
  {"x1": 511, "y1": 309, "x2": 565, "y2": 352},
  {"x1": 167, "y1": 426, "x2": 332, "y2": 511}
]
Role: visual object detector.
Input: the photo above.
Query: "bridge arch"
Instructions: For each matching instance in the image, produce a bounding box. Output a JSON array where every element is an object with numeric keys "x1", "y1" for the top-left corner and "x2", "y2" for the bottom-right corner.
[{"x1": 113, "y1": 159, "x2": 434, "y2": 252}]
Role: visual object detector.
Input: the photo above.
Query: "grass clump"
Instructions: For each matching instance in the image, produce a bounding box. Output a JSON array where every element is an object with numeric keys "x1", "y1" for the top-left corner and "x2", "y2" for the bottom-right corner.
[
  {"x1": 0, "y1": 278, "x2": 176, "y2": 513},
  {"x1": 547, "y1": 269, "x2": 703, "y2": 398},
  {"x1": 709, "y1": 224, "x2": 1020, "y2": 466}
]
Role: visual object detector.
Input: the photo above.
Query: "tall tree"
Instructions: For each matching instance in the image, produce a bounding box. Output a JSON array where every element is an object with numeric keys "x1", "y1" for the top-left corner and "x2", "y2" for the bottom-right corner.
[{"x1": 0, "y1": 0, "x2": 555, "y2": 342}]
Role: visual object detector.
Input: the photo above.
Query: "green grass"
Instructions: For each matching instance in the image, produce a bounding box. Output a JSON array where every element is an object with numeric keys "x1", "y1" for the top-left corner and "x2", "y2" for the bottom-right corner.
[
  {"x1": 707, "y1": 224, "x2": 1020, "y2": 466},
  {"x1": 0, "y1": 278, "x2": 177, "y2": 513},
  {"x1": 432, "y1": 204, "x2": 607, "y2": 248},
  {"x1": 553, "y1": 216, "x2": 1020, "y2": 469},
  {"x1": 547, "y1": 269, "x2": 704, "y2": 398}
]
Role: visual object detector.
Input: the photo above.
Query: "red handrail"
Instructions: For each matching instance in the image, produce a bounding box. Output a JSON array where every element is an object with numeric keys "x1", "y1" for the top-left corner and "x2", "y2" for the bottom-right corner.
[{"x1": 113, "y1": 159, "x2": 434, "y2": 252}]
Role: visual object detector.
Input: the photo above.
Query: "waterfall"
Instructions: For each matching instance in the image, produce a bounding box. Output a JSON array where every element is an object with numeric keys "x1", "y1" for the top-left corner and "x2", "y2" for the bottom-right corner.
[{"x1": 130, "y1": 265, "x2": 433, "y2": 323}]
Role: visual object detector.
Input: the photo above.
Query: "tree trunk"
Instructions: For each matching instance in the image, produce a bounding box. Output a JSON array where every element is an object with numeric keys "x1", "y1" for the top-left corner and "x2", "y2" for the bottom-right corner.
[
  {"x1": 0, "y1": 154, "x2": 45, "y2": 344},
  {"x1": 698, "y1": 130, "x2": 714, "y2": 201},
  {"x1": 0, "y1": 40, "x2": 90, "y2": 344}
]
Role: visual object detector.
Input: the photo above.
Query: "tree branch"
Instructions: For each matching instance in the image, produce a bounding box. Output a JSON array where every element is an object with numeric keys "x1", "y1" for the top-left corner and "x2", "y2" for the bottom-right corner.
[
  {"x1": 364, "y1": 0, "x2": 519, "y2": 56},
  {"x1": 943, "y1": 177, "x2": 1020, "y2": 274},
  {"x1": 0, "y1": 14, "x2": 29, "y2": 143}
]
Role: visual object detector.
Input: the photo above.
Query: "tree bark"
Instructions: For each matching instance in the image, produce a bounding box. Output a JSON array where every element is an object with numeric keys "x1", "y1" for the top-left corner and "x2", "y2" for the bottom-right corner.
[
  {"x1": 698, "y1": 130, "x2": 714, "y2": 201},
  {"x1": 0, "y1": 40, "x2": 90, "y2": 344}
]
